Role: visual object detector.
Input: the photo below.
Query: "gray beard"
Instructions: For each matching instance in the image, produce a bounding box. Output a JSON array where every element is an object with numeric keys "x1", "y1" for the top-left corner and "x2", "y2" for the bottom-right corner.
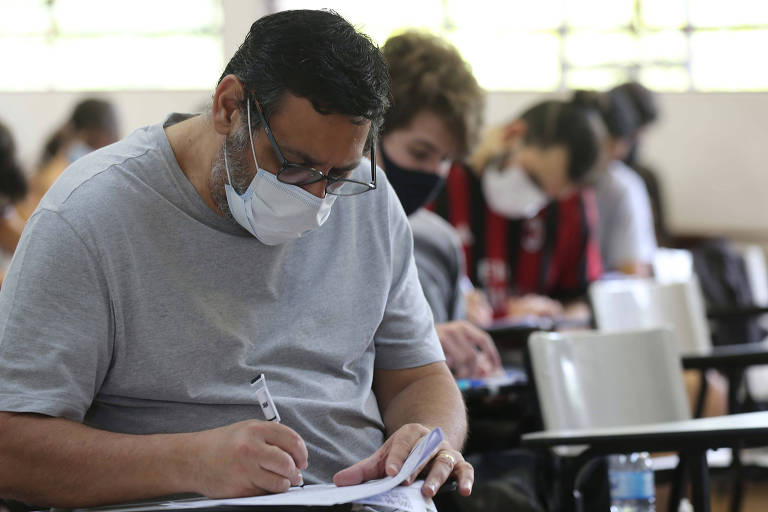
[{"x1": 209, "y1": 123, "x2": 256, "y2": 220}]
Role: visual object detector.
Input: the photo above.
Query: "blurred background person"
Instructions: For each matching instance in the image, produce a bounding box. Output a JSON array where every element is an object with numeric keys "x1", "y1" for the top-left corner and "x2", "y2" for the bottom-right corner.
[
  {"x1": 18, "y1": 98, "x2": 119, "y2": 219},
  {"x1": 380, "y1": 30, "x2": 501, "y2": 378},
  {"x1": 431, "y1": 100, "x2": 602, "y2": 323},
  {"x1": 571, "y1": 88, "x2": 658, "y2": 277},
  {"x1": 610, "y1": 81, "x2": 669, "y2": 247},
  {"x1": 0, "y1": 120, "x2": 28, "y2": 284}
]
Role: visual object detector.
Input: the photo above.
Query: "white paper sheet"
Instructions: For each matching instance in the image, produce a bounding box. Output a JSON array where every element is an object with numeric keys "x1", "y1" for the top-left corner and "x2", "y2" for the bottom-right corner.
[
  {"x1": 154, "y1": 427, "x2": 444, "y2": 509},
  {"x1": 353, "y1": 481, "x2": 429, "y2": 512}
]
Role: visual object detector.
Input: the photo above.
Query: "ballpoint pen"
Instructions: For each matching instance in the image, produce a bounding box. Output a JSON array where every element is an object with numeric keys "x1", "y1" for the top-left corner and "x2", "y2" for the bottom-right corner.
[{"x1": 251, "y1": 373, "x2": 281, "y2": 422}]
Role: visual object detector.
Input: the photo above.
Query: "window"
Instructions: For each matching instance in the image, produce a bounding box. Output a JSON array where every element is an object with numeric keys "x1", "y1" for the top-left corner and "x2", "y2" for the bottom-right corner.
[
  {"x1": 274, "y1": 0, "x2": 768, "y2": 92},
  {"x1": 0, "y1": 0, "x2": 223, "y2": 91}
]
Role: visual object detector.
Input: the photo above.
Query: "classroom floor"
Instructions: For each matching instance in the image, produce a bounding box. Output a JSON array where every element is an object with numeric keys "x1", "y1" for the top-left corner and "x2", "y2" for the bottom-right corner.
[{"x1": 656, "y1": 477, "x2": 768, "y2": 512}]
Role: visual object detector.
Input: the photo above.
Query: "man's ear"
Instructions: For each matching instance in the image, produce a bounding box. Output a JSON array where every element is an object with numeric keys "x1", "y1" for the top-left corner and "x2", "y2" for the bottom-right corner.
[{"x1": 212, "y1": 75, "x2": 245, "y2": 136}]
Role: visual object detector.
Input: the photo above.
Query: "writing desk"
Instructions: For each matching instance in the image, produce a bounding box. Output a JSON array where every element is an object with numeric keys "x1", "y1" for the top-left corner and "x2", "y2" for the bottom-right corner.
[
  {"x1": 682, "y1": 342, "x2": 768, "y2": 372},
  {"x1": 520, "y1": 411, "x2": 768, "y2": 512},
  {"x1": 484, "y1": 318, "x2": 549, "y2": 352}
]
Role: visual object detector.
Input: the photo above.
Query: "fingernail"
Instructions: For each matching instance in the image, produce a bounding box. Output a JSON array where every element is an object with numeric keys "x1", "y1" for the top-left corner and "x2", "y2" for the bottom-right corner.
[
  {"x1": 426, "y1": 481, "x2": 437, "y2": 496},
  {"x1": 298, "y1": 473, "x2": 304, "y2": 487},
  {"x1": 387, "y1": 463, "x2": 400, "y2": 475}
]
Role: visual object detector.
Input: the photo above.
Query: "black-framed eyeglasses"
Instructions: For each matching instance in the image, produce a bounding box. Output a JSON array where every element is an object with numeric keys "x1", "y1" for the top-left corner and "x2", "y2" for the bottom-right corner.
[{"x1": 247, "y1": 98, "x2": 377, "y2": 196}]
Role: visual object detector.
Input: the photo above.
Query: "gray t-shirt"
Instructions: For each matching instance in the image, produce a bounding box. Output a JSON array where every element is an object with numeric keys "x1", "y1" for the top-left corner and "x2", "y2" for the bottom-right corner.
[
  {"x1": 594, "y1": 160, "x2": 657, "y2": 271},
  {"x1": 0, "y1": 114, "x2": 443, "y2": 484},
  {"x1": 410, "y1": 209, "x2": 465, "y2": 323}
]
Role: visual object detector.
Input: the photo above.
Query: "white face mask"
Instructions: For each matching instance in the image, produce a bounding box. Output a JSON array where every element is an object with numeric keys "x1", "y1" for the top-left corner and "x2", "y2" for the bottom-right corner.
[
  {"x1": 223, "y1": 103, "x2": 336, "y2": 245},
  {"x1": 482, "y1": 164, "x2": 548, "y2": 219}
]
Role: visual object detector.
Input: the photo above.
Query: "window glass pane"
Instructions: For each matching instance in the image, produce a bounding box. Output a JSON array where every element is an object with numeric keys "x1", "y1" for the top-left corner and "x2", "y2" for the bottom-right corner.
[
  {"x1": 641, "y1": 0, "x2": 688, "y2": 28},
  {"x1": 274, "y1": 0, "x2": 443, "y2": 42},
  {"x1": 565, "y1": 67, "x2": 628, "y2": 90},
  {"x1": 448, "y1": 30, "x2": 561, "y2": 90},
  {"x1": 691, "y1": 30, "x2": 768, "y2": 90},
  {"x1": 0, "y1": 1, "x2": 50, "y2": 35},
  {"x1": 639, "y1": 66, "x2": 690, "y2": 91},
  {"x1": 565, "y1": 0, "x2": 634, "y2": 29},
  {"x1": 690, "y1": 0, "x2": 768, "y2": 28},
  {"x1": 54, "y1": 0, "x2": 222, "y2": 34},
  {"x1": 51, "y1": 35, "x2": 222, "y2": 90},
  {"x1": 446, "y1": 0, "x2": 563, "y2": 30},
  {"x1": 0, "y1": 36, "x2": 50, "y2": 90},
  {"x1": 640, "y1": 30, "x2": 688, "y2": 62},
  {"x1": 565, "y1": 31, "x2": 637, "y2": 66}
]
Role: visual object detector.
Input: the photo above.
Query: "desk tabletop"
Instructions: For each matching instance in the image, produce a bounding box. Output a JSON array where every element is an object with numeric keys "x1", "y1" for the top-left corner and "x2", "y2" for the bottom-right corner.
[
  {"x1": 682, "y1": 342, "x2": 768, "y2": 369},
  {"x1": 521, "y1": 411, "x2": 768, "y2": 451}
]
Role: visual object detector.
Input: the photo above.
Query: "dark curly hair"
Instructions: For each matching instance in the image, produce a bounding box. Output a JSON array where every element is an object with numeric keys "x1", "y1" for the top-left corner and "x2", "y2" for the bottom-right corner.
[
  {"x1": 219, "y1": 9, "x2": 390, "y2": 149},
  {"x1": 381, "y1": 31, "x2": 484, "y2": 158}
]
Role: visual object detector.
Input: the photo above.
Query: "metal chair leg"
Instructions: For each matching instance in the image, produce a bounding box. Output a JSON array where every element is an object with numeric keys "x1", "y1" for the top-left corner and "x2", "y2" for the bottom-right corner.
[
  {"x1": 669, "y1": 453, "x2": 688, "y2": 512},
  {"x1": 689, "y1": 450, "x2": 711, "y2": 512}
]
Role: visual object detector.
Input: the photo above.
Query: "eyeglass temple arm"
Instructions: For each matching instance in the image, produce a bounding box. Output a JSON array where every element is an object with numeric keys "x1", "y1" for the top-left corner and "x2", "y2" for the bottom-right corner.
[
  {"x1": 370, "y1": 142, "x2": 377, "y2": 188},
  {"x1": 250, "y1": 98, "x2": 288, "y2": 168}
]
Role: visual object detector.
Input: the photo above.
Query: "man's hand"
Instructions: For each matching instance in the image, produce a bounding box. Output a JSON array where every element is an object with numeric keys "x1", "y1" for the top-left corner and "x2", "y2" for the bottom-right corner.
[
  {"x1": 435, "y1": 321, "x2": 503, "y2": 378},
  {"x1": 465, "y1": 289, "x2": 493, "y2": 328},
  {"x1": 507, "y1": 294, "x2": 564, "y2": 319},
  {"x1": 333, "y1": 424, "x2": 473, "y2": 499},
  {"x1": 191, "y1": 419, "x2": 308, "y2": 498}
]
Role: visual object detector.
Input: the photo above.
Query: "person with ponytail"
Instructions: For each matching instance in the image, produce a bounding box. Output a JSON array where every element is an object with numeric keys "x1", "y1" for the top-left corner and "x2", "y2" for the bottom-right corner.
[
  {"x1": 571, "y1": 87, "x2": 657, "y2": 276},
  {"x1": 432, "y1": 100, "x2": 603, "y2": 322}
]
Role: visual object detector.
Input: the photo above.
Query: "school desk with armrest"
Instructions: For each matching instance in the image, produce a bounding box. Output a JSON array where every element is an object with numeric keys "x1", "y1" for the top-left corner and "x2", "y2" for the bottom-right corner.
[{"x1": 518, "y1": 328, "x2": 768, "y2": 512}]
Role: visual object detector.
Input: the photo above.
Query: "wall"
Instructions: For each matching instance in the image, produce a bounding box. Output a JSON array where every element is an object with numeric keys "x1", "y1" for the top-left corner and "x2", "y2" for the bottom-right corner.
[
  {"x1": 0, "y1": 0, "x2": 766, "y2": 246},
  {"x1": 485, "y1": 92, "x2": 768, "y2": 245}
]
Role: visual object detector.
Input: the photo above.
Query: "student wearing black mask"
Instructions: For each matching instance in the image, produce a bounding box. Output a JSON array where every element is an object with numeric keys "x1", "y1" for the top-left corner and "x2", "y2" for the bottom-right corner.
[{"x1": 379, "y1": 31, "x2": 501, "y2": 379}]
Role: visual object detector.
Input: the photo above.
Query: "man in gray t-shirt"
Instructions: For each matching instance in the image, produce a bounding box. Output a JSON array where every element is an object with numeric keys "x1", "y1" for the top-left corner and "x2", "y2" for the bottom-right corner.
[{"x1": 0, "y1": 10, "x2": 472, "y2": 508}]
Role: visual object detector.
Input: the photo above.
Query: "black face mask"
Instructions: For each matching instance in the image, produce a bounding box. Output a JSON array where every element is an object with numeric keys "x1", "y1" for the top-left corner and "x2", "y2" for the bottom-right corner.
[{"x1": 380, "y1": 143, "x2": 445, "y2": 216}]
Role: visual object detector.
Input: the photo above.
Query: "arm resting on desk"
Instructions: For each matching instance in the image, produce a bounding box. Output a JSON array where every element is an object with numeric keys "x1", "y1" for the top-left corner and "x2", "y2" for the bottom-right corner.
[
  {"x1": 0, "y1": 412, "x2": 307, "y2": 508},
  {"x1": 334, "y1": 361, "x2": 473, "y2": 498}
]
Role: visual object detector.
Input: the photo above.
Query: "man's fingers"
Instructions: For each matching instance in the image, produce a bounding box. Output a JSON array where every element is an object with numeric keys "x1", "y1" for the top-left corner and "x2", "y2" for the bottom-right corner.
[
  {"x1": 437, "y1": 323, "x2": 480, "y2": 373},
  {"x1": 383, "y1": 427, "x2": 430, "y2": 477},
  {"x1": 333, "y1": 451, "x2": 382, "y2": 486},
  {"x1": 468, "y1": 327, "x2": 502, "y2": 369},
  {"x1": 258, "y1": 444, "x2": 302, "y2": 486},
  {"x1": 421, "y1": 450, "x2": 473, "y2": 498},
  {"x1": 260, "y1": 423, "x2": 309, "y2": 470},
  {"x1": 250, "y1": 468, "x2": 292, "y2": 495},
  {"x1": 455, "y1": 459, "x2": 475, "y2": 496}
]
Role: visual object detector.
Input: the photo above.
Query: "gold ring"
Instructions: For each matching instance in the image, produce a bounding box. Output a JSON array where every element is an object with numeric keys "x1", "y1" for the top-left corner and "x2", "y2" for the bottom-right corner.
[{"x1": 436, "y1": 451, "x2": 456, "y2": 466}]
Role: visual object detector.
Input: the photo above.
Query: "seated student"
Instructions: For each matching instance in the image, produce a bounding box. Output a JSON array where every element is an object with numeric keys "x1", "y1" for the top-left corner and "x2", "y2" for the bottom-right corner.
[
  {"x1": 572, "y1": 88, "x2": 657, "y2": 277},
  {"x1": 379, "y1": 31, "x2": 501, "y2": 378},
  {"x1": 0, "y1": 10, "x2": 472, "y2": 507},
  {"x1": 431, "y1": 101, "x2": 602, "y2": 321},
  {"x1": 0, "y1": 120, "x2": 28, "y2": 281},
  {"x1": 611, "y1": 81, "x2": 670, "y2": 246},
  {"x1": 17, "y1": 98, "x2": 119, "y2": 219}
]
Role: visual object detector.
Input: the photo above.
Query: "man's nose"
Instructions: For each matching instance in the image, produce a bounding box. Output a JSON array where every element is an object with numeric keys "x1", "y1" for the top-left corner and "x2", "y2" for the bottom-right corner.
[{"x1": 302, "y1": 179, "x2": 327, "y2": 198}]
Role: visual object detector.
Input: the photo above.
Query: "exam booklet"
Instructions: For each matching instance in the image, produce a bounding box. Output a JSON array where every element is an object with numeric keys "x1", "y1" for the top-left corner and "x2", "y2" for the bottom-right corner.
[{"x1": 81, "y1": 427, "x2": 444, "y2": 512}]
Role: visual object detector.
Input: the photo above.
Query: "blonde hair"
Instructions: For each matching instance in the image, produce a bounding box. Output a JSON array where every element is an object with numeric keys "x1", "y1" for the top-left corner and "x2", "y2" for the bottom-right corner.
[{"x1": 381, "y1": 31, "x2": 485, "y2": 158}]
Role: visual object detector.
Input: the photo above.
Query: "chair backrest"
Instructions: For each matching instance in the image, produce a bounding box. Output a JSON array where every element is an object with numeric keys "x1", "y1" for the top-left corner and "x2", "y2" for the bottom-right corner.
[
  {"x1": 736, "y1": 244, "x2": 768, "y2": 307},
  {"x1": 589, "y1": 277, "x2": 712, "y2": 353},
  {"x1": 528, "y1": 328, "x2": 691, "y2": 432},
  {"x1": 654, "y1": 247, "x2": 694, "y2": 284}
]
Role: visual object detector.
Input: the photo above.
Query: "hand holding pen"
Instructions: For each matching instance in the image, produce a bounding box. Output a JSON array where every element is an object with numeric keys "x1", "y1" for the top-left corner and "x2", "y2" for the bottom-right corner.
[
  {"x1": 251, "y1": 374, "x2": 304, "y2": 487},
  {"x1": 181, "y1": 375, "x2": 306, "y2": 497}
]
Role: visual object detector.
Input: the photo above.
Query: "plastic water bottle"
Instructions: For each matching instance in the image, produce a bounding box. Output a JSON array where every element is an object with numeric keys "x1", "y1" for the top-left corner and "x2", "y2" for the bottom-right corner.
[{"x1": 608, "y1": 452, "x2": 655, "y2": 512}]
